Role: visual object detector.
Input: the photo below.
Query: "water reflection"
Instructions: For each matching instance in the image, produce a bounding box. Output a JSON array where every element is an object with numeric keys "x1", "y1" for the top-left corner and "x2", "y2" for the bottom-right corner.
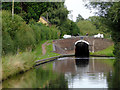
[
  {"x1": 2, "y1": 63, "x2": 68, "y2": 88},
  {"x1": 107, "y1": 60, "x2": 120, "y2": 89},
  {"x1": 75, "y1": 58, "x2": 89, "y2": 67},
  {"x1": 2, "y1": 69, "x2": 37, "y2": 88},
  {"x1": 2, "y1": 57, "x2": 118, "y2": 89},
  {"x1": 53, "y1": 57, "x2": 113, "y2": 88}
]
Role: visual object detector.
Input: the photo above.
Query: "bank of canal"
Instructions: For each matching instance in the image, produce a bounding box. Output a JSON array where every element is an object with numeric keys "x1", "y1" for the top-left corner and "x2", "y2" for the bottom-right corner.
[{"x1": 2, "y1": 56, "x2": 119, "y2": 89}]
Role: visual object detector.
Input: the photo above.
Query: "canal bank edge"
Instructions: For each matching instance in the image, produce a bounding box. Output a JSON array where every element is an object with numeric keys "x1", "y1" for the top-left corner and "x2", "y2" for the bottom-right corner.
[
  {"x1": 2, "y1": 54, "x2": 114, "y2": 82},
  {"x1": 35, "y1": 54, "x2": 74, "y2": 66},
  {"x1": 2, "y1": 53, "x2": 114, "y2": 82},
  {"x1": 35, "y1": 54, "x2": 114, "y2": 66}
]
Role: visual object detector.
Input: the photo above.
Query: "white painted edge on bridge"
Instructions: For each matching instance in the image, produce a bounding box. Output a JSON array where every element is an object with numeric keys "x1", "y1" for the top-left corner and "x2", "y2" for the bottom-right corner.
[{"x1": 75, "y1": 40, "x2": 89, "y2": 45}]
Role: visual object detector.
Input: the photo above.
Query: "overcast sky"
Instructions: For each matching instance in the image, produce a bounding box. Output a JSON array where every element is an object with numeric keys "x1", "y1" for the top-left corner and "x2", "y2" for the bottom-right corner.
[{"x1": 64, "y1": 0, "x2": 97, "y2": 22}]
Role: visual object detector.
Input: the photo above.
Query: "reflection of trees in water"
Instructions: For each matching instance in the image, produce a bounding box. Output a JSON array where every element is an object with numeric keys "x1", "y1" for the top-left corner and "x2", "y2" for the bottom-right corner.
[
  {"x1": 107, "y1": 60, "x2": 120, "y2": 89},
  {"x1": 2, "y1": 69, "x2": 37, "y2": 88},
  {"x1": 36, "y1": 65, "x2": 67, "y2": 88},
  {"x1": 2, "y1": 63, "x2": 68, "y2": 88},
  {"x1": 44, "y1": 74, "x2": 68, "y2": 89},
  {"x1": 36, "y1": 63, "x2": 68, "y2": 88}
]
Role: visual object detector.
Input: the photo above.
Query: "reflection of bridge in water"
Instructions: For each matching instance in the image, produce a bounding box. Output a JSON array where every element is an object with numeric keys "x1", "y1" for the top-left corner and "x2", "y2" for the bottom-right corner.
[
  {"x1": 53, "y1": 57, "x2": 113, "y2": 74},
  {"x1": 53, "y1": 57, "x2": 113, "y2": 88},
  {"x1": 53, "y1": 36, "x2": 113, "y2": 54}
]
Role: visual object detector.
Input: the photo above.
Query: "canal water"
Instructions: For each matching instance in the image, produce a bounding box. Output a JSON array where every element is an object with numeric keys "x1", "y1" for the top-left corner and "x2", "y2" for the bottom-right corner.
[{"x1": 2, "y1": 57, "x2": 120, "y2": 89}]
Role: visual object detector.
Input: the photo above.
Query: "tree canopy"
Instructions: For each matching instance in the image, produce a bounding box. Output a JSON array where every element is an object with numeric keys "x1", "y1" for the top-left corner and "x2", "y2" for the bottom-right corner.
[
  {"x1": 77, "y1": 20, "x2": 99, "y2": 36},
  {"x1": 86, "y1": 2, "x2": 120, "y2": 59},
  {"x1": 2, "y1": 2, "x2": 64, "y2": 23},
  {"x1": 87, "y1": 16, "x2": 110, "y2": 34},
  {"x1": 76, "y1": 14, "x2": 84, "y2": 22},
  {"x1": 41, "y1": 2, "x2": 69, "y2": 26}
]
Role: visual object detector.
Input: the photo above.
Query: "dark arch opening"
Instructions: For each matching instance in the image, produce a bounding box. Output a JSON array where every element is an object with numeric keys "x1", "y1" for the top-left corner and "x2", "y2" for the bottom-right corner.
[{"x1": 75, "y1": 41, "x2": 89, "y2": 57}]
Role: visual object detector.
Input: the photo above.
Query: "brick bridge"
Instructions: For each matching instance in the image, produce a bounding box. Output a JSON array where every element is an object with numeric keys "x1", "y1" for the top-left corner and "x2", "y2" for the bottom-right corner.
[{"x1": 53, "y1": 36, "x2": 114, "y2": 54}]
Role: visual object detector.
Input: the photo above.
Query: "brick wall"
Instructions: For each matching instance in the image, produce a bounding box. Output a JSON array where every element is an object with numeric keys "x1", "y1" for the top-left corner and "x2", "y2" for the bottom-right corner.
[{"x1": 53, "y1": 37, "x2": 114, "y2": 54}]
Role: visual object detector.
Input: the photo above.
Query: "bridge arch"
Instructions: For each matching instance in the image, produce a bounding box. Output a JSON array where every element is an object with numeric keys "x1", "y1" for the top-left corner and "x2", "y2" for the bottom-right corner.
[{"x1": 75, "y1": 40, "x2": 89, "y2": 57}]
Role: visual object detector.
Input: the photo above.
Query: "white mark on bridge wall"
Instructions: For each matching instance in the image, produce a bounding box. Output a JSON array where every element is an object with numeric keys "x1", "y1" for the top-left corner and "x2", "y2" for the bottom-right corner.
[
  {"x1": 92, "y1": 40, "x2": 95, "y2": 53},
  {"x1": 53, "y1": 44, "x2": 56, "y2": 51}
]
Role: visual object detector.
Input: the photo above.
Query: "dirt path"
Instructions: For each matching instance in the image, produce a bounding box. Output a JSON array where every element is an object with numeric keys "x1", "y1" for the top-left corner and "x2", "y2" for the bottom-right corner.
[{"x1": 42, "y1": 41, "x2": 48, "y2": 55}]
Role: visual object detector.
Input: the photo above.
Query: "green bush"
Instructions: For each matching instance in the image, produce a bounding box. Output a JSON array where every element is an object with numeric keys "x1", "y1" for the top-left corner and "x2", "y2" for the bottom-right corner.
[
  {"x1": 2, "y1": 10, "x2": 36, "y2": 54},
  {"x1": 15, "y1": 24, "x2": 35, "y2": 51},
  {"x1": 2, "y1": 31, "x2": 15, "y2": 54},
  {"x1": 29, "y1": 20, "x2": 60, "y2": 41},
  {"x1": 2, "y1": 10, "x2": 60, "y2": 55},
  {"x1": 113, "y1": 42, "x2": 120, "y2": 59},
  {"x1": 40, "y1": 26, "x2": 48, "y2": 40}
]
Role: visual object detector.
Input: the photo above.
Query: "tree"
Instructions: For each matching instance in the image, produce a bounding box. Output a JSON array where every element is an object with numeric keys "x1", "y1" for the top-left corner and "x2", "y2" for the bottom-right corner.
[
  {"x1": 41, "y1": 3, "x2": 81, "y2": 37},
  {"x1": 59, "y1": 19, "x2": 80, "y2": 37},
  {"x1": 86, "y1": 2, "x2": 120, "y2": 59},
  {"x1": 70, "y1": 21, "x2": 80, "y2": 36},
  {"x1": 87, "y1": 16, "x2": 111, "y2": 38},
  {"x1": 41, "y1": 2, "x2": 69, "y2": 26},
  {"x1": 76, "y1": 14, "x2": 84, "y2": 22},
  {"x1": 77, "y1": 20, "x2": 99, "y2": 36},
  {"x1": 2, "y1": 2, "x2": 57, "y2": 23},
  {"x1": 2, "y1": 10, "x2": 36, "y2": 54},
  {"x1": 88, "y1": 16, "x2": 101, "y2": 29}
]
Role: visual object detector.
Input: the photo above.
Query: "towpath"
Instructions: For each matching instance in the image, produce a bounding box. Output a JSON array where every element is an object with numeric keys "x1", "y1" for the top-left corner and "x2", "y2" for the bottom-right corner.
[
  {"x1": 42, "y1": 41, "x2": 48, "y2": 55},
  {"x1": 42, "y1": 41, "x2": 51, "y2": 55}
]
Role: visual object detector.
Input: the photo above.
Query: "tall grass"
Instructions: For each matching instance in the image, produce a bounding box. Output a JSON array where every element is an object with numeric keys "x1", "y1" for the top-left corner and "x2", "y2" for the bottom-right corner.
[{"x1": 2, "y1": 52, "x2": 36, "y2": 80}]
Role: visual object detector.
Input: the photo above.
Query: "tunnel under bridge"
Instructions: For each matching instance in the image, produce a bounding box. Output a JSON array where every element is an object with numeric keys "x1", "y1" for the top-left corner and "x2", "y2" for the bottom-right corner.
[{"x1": 75, "y1": 40, "x2": 89, "y2": 57}]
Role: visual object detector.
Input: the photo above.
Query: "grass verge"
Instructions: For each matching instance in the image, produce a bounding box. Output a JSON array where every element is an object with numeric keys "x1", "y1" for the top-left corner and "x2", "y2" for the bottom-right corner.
[
  {"x1": 2, "y1": 40, "x2": 60, "y2": 80},
  {"x1": 2, "y1": 52, "x2": 36, "y2": 80},
  {"x1": 35, "y1": 40, "x2": 60, "y2": 60},
  {"x1": 90, "y1": 45, "x2": 114, "y2": 57}
]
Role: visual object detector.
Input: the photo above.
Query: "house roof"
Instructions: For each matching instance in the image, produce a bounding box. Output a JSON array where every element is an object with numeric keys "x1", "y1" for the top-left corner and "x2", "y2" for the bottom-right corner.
[{"x1": 41, "y1": 16, "x2": 50, "y2": 24}]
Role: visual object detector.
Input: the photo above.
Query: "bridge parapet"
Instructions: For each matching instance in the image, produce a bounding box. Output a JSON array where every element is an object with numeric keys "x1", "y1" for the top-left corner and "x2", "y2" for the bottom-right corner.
[{"x1": 53, "y1": 37, "x2": 114, "y2": 54}]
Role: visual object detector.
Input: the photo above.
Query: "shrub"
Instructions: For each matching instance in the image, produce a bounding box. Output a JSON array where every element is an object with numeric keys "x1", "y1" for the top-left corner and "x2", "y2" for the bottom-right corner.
[
  {"x1": 2, "y1": 31, "x2": 15, "y2": 54},
  {"x1": 2, "y1": 10, "x2": 60, "y2": 55},
  {"x1": 2, "y1": 10, "x2": 36, "y2": 54},
  {"x1": 29, "y1": 20, "x2": 60, "y2": 41},
  {"x1": 113, "y1": 42, "x2": 120, "y2": 59},
  {"x1": 15, "y1": 23, "x2": 35, "y2": 51}
]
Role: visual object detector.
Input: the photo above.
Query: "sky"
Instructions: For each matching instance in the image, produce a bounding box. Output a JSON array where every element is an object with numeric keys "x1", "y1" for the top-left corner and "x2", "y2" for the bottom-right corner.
[{"x1": 64, "y1": 0, "x2": 97, "y2": 22}]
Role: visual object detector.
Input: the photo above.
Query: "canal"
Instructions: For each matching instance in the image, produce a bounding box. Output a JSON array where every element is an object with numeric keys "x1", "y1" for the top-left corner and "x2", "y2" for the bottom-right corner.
[{"x1": 2, "y1": 57, "x2": 120, "y2": 89}]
